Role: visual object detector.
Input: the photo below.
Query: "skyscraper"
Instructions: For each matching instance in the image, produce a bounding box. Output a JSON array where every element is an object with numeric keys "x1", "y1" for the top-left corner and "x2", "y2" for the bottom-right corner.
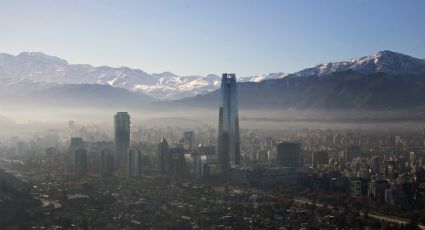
[
  {"x1": 114, "y1": 112, "x2": 130, "y2": 171},
  {"x1": 312, "y1": 151, "x2": 329, "y2": 168},
  {"x1": 370, "y1": 155, "x2": 381, "y2": 175},
  {"x1": 169, "y1": 147, "x2": 186, "y2": 180},
  {"x1": 74, "y1": 148, "x2": 87, "y2": 176},
  {"x1": 100, "y1": 149, "x2": 114, "y2": 177},
  {"x1": 218, "y1": 73, "x2": 240, "y2": 173},
  {"x1": 158, "y1": 138, "x2": 170, "y2": 175},
  {"x1": 183, "y1": 131, "x2": 195, "y2": 150},
  {"x1": 67, "y1": 137, "x2": 84, "y2": 173},
  {"x1": 128, "y1": 149, "x2": 143, "y2": 177},
  {"x1": 276, "y1": 142, "x2": 302, "y2": 168},
  {"x1": 193, "y1": 153, "x2": 208, "y2": 179}
]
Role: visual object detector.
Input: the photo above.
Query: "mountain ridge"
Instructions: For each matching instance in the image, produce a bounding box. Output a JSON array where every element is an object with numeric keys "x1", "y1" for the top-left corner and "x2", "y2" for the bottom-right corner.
[
  {"x1": 0, "y1": 52, "x2": 286, "y2": 100},
  {"x1": 291, "y1": 50, "x2": 425, "y2": 78},
  {"x1": 1, "y1": 50, "x2": 425, "y2": 110},
  {"x1": 167, "y1": 50, "x2": 425, "y2": 110}
]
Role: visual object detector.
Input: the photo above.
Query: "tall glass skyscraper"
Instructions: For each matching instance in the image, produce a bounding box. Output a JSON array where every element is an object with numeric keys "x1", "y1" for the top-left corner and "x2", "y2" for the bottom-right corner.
[
  {"x1": 218, "y1": 73, "x2": 240, "y2": 172},
  {"x1": 114, "y1": 112, "x2": 130, "y2": 171},
  {"x1": 158, "y1": 138, "x2": 170, "y2": 175}
]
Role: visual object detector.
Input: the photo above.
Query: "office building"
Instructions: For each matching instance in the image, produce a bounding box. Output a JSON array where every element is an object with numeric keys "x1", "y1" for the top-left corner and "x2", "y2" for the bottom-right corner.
[
  {"x1": 100, "y1": 149, "x2": 114, "y2": 177},
  {"x1": 368, "y1": 180, "x2": 390, "y2": 203},
  {"x1": 114, "y1": 112, "x2": 130, "y2": 171},
  {"x1": 128, "y1": 149, "x2": 142, "y2": 177},
  {"x1": 183, "y1": 131, "x2": 195, "y2": 150},
  {"x1": 350, "y1": 177, "x2": 369, "y2": 197},
  {"x1": 312, "y1": 151, "x2": 329, "y2": 168},
  {"x1": 68, "y1": 137, "x2": 84, "y2": 172},
  {"x1": 276, "y1": 142, "x2": 302, "y2": 168},
  {"x1": 74, "y1": 148, "x2": 87, "y2": 176},
  {"x1": 158, "y1": 138, "x2": 170, "y2": 175},
  {"x1": 218, "y1": 73, "x2": 240, "y2": 173},
  {"x1": 170, "y1": 147, "x2": 186, "y2": 180},
  {"x1": 193, "y1": 152, "x2": 209, "y2": 179},
  {"x1": 370, "y1": 156, "x2": 381, "y2": 175}
]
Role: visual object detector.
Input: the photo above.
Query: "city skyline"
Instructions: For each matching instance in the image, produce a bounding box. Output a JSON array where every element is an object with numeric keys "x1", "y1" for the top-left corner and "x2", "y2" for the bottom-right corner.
[
  {"x1": 3, "y1": 109, "x2": 425, "y2": 228},
  {"x1": 2, "y1": 1, "x2": 425, "y2": 229}
]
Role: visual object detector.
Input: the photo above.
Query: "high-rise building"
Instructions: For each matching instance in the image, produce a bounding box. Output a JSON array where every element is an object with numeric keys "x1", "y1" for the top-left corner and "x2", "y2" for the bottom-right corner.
[
  {"x1": 350, "y1": 177, "x2": 369, "y2": 197},
  {"x1": 276, "y1": 142, "x2": 302, "y2": 168},
  {"x1": 370, "y1": 155, "x2": 381, "y2": 175},
  {"x1": 100, "y1": 149, "x2": 114, "y2": 177},
  {"x1": 265, "y1": 136, "x2": 274, "y2": 150},
  {"x1": 68, "y1": 137, "x2": 84, "y2": 172},
  {"x1": 410, "y1": 151, "x2": 416, "y2": 163},
  {"x1": 70, "y1": 138, "x2": 84, "y2": 155},
  {"x1": 217, "y1": 73, "x2": 240, "y2": 173},
  {"x1": 114, "y1": 112, "x2": 130, "y2": 171},
  {"x1": 312, "y1": 151, "x2": 329, "y2": 168},
  {"x1": 170, "y1": 147, "x2": 186, "y2": 180},
  {"x1": 128, "y1": 149, "x2": 142, "y2": 177},
  {"x1": 183, "y1": 131, "x2": 195, "y2": 150},
  {"x1": 74, "y1": 148, "x2": 87, "y2": 176},
  {"x1": 193, "y1": 153, "x2": 208, "y2": 179},
  {"x1": 158, "y1": 138, "x2": 170, "y2": 175},
  {"x1": 368, "y1": 179, "x2": 390, "y2": 203}
]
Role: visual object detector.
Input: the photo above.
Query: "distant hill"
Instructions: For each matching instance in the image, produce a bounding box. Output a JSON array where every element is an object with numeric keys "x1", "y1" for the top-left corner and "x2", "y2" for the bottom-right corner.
[
  {"x1": 30, "y1": 83, "x2": 154, "y2": 107},
  {"x1": 0, "y1": 81, "x2": 154, "y2": 108}
]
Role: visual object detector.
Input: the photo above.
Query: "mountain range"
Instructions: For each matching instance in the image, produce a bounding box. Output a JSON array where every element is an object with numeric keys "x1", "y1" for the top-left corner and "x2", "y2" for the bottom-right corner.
[
  {"x1": 0, "y1": 52, "x2": 286, "y2": 101},
  {"x1": 171, "y1": 50, "x2": 425, "y2": 110},
  {"x1": 1, "y1": 50, "x2": 425, "y2": 110}
]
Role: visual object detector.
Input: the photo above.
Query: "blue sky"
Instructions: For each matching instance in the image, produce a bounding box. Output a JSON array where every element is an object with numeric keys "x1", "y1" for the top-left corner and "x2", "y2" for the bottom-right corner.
[{"x1": 0, "y1": 0, "x2": 424, "y2": 76}]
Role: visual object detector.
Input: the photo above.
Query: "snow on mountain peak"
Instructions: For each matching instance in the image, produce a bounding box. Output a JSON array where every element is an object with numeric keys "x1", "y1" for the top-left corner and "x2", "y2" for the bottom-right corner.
[
  {"x1": 238, "y1": 72, "x2": 288, "y2": 82},
  {"x1": 152, "y1": 72, "x2": 176, "y2": 78},
  {"x1": 294, "y1": 50, "x2": 425, "y2": 78}
]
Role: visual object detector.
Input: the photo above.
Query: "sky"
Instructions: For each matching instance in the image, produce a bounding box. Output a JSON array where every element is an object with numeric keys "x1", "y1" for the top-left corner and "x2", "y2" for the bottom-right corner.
[{"x1": 0, "y1": 0, "x2": 424, "y2": 76}]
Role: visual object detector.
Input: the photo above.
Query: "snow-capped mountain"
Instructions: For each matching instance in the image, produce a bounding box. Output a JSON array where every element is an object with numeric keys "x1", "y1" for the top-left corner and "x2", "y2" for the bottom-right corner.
[
  {"x1": 4, "y1": 50, "x2": 424, "y2": 110},
  {"x1": 238, "y1": 72, "x2": 288, "y2": 82},
  {"x1": 292, "y1": 50, "x2": 425, "y2": 78},
  {"x1": 0, "y1": 52, "x2": 286, "y2": 100},
  {"x1": 136, "y1": 72, "x2": 222, "y2": 99},
  {"x1": 173, "y1": 50, "x2": 425, "y2": 110}
]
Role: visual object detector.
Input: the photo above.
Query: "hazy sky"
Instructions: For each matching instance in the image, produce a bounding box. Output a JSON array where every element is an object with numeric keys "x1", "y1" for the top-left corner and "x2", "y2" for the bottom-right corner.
[{"x1": 1, "y1": 0, "x2": 424, "y2": 76}]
